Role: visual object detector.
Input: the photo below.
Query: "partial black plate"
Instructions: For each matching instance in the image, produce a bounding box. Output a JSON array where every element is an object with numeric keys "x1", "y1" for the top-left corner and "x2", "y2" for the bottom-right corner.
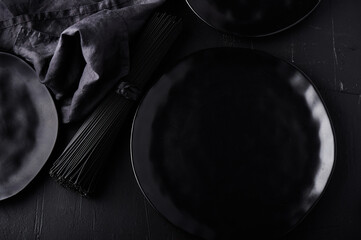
[
  {"x1": 131, "y1": 48, "x2": 335, "y2": 239},
  {"x1": 0, "y1": 52, "x2": 58, "y2": 200},
  {"x1": 185, "y1": 0, "x2": 321, "y2": 37}
]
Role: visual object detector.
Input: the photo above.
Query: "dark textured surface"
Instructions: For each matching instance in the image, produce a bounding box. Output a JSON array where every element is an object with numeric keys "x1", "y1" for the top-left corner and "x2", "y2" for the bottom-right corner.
[{"x1": 0, "y1": 0, "x2": 361, "y2": 239}]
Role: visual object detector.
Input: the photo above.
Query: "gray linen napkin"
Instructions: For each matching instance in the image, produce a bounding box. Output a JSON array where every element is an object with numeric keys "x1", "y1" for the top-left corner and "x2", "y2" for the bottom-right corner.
[{"x1": 0, "y1": 0, "x2": 164, "y2": 122}]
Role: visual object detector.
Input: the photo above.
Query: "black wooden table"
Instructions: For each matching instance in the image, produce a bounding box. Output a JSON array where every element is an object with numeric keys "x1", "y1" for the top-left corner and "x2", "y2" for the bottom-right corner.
[{"x1": 1, "y1": 0, "x2": 361, "y2": 239}]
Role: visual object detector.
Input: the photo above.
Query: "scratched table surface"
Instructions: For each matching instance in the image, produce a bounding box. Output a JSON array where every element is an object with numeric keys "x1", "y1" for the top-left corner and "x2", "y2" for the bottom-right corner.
[{"x1": 1, "y1": 0, "x2": 361, "y2": 239}]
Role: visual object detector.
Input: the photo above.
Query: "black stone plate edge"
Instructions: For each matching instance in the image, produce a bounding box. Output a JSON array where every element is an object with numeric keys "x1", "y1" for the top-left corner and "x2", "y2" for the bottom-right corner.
[
  {"x1": 276, "y1": 53, "x2": 338, "y2": 239},
  {"x1": 184, "y1": 0, "x2": 322, "y2": 38}
]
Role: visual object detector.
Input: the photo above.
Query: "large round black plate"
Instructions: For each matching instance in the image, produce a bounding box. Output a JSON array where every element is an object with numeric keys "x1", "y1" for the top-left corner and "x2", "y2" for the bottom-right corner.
[
  {"x1": 0, "y1": 53, "x2": 58, "y2": 200},
  {"x1": 131, "y1": 48, "x2": 335, "y2": 239},
  {"x1": 185, "y1": 0, "x2": 321, "y2": 37}
]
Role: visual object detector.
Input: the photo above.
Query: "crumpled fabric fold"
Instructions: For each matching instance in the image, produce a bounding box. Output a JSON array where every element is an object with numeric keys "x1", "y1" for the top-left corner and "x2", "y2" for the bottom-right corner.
[{"x1": 0, "y1": 0, "x2": 164, "y2": 122}]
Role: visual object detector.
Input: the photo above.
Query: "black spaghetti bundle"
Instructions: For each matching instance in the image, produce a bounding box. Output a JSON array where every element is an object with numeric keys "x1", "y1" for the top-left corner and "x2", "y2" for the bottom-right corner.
[{"x1": 49, "y1": 13, "x2": 183, "y2": 196}]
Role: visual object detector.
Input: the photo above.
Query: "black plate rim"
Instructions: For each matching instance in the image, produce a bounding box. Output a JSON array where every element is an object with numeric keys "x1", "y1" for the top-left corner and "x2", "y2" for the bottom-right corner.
[
  {"x1": 130, "y1": 47, "x2": 337, "y2": 239},
  {"x1": 184, "y1": 0, "x2": 322, "y2": 37},
  {"x1": 0, "y1": 52, "x2": 59, "y2": 201}
]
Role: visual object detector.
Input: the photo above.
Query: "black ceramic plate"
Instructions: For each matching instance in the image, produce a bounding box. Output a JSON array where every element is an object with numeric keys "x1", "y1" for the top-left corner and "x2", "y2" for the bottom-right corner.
[
  {"x1": 185, "y1": 0, "x2": 321, "y2": 37},
  {"x1": 131, "y1": 48, "x2": 335, "y2": 239},
  {"x1": 0, "y1": 53, "x2": 58, "y2": 200}
]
